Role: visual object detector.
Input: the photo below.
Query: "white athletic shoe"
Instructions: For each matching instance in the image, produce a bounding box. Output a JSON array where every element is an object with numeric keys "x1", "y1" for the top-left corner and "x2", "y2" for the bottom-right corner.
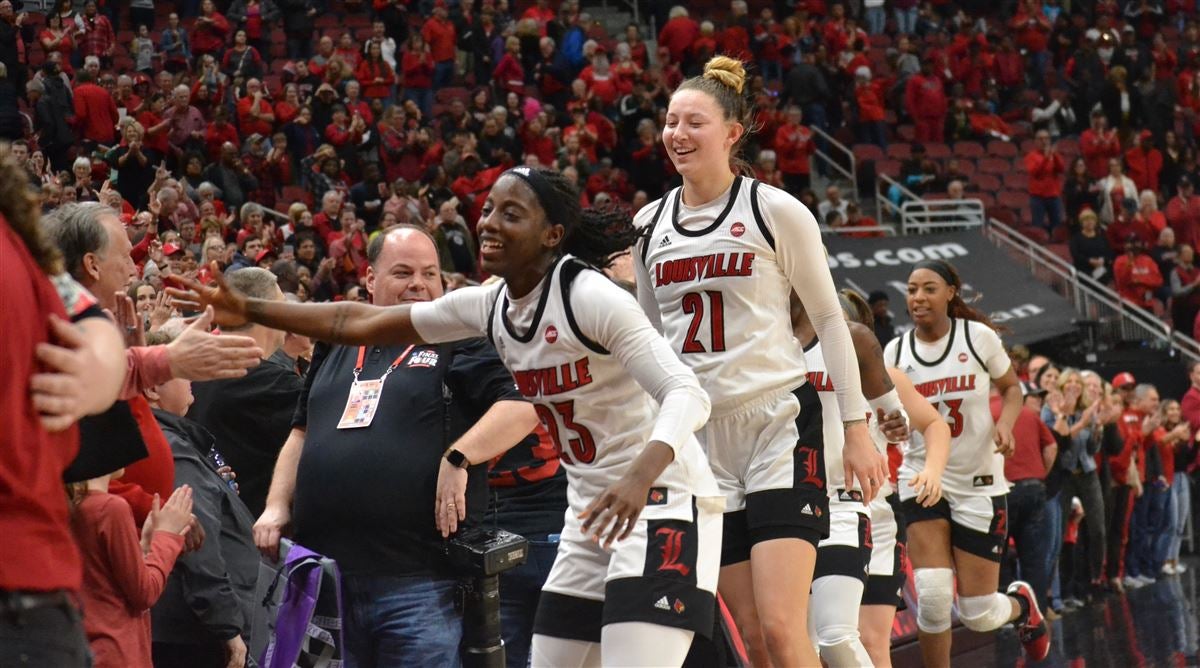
[
  {"x1": 1136, "y1": 575, "x2": 1157, "y2": 586},
  {"x1": 1177, "y1": 563, "x2": 1189, "y2": 574},
  {"x1": 1163, "y1": 563, "x2": 1178, "y2": 576},
  {"x1": 1123, "y1": 575, "x2": 1144, "y2": 589}
]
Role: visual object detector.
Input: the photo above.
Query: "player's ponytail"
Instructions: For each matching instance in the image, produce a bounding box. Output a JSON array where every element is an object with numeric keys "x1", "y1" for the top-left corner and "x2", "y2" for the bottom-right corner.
[
  {"x1": 838, "y1": 289, "x2": 875, "y2": 330},
  {"x1": 911, "y1": 259, "x2": 1003, "y2": 332},
  {"x1": 566, "y1": 207, "x2": 644, "y2": 270}
]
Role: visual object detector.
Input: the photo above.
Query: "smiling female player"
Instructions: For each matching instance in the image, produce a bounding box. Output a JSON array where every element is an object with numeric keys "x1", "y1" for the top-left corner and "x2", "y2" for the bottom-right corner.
[
  {"x1": 631, "y1": 55, "x2": 887, "y2": 667},
  {"x1": 170, "y1": 167, "x2": 723, "y2": 667},
  {"x1": 883, "y1": 260, "x2": 1048, "y2": 666}
]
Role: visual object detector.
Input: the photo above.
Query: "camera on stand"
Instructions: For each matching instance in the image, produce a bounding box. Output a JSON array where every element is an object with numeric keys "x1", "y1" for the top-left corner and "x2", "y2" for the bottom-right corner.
[{"x1": 446, "y1": 528, "x2": 529, "y2": 668}]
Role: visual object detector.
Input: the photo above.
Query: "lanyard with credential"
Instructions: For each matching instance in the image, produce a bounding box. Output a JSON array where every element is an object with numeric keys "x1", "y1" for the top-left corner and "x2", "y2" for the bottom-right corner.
[{"x1": 337, "y1": 345, "x2": 416, "y2": 429}]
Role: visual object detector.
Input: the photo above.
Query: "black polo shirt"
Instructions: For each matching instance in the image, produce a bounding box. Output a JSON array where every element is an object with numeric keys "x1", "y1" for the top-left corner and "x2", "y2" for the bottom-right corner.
[{"x1": 291, "y1": 338, "x2": 522, "y2": 577}]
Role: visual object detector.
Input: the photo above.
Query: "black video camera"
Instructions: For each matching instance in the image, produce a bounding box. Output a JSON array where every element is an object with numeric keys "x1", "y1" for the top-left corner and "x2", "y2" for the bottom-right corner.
[
  {"x1": 446, "y1": 528, "x2": 529, "y2": 668},
  {"x1": 445, "y1": 527, "x2": 529, "y2": 577}
]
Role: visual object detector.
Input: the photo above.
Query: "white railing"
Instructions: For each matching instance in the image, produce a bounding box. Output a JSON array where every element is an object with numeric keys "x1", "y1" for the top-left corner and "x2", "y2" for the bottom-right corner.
[
  {"x1": 808, "y1": 125, "x2": 857, "y2": 189},
  {"x1": 985, "y1": 219, "x2": 1200, "y2": 363},
  {"x1": 877, "y1": 173, "x2": 921, "y2": 224},
  {"x1": 900, "y1": 198, "x2": 986, "y2": 234},
  {"x1": 819, "y1": 224, "x2": 898, "y2": 236}
]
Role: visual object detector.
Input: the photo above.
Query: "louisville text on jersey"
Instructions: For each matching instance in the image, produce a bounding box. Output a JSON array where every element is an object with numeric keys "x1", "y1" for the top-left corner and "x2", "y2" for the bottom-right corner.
[
  {"x1": 653, "y1": 252, "x2": 756, "y2": 287},
  {"x1": 512, "y1": 357, "x2": 594, "y2": 397},
  {"x1": 912, "y1": 375, "x2": 977, "y2": 398}
]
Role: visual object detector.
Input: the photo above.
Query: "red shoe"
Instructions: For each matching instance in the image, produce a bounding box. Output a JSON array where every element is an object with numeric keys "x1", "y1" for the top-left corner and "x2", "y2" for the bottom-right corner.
[{"x1": 1007, "y1": 580, "x2": 1050, "y2": 661}]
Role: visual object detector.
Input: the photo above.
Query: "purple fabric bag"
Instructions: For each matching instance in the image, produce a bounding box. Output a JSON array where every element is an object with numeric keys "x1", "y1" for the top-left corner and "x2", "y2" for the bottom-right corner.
[{"x1": 258, "y1": 540, "x2": 345, "y2": 668}]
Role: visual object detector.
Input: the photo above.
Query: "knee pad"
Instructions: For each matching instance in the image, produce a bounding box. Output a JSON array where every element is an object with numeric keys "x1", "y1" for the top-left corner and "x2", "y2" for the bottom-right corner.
[
  {"x1": 913, "y1": 568, "x2": 954, "y2": 634},
  {"x1": 818, "y1": 638, "x2": 874, "y2": 668},
  {"x1": 810, "y1": 575, "x2": 865, "y2": 645},
  {"x1": 956, "y1": 592, "x2": 1013, "y2": 633}
]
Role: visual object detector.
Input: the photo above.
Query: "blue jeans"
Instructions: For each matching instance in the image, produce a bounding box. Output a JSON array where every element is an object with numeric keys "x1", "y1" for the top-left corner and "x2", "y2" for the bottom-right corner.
[
  {"x1": 1168, "y1": 472, "x2": 1191, "y2": 562},
  {"x1": 1008, "y1": 481, "x2": 1052, "y2": 609},
  {"x1": 434, "y1": 60, "x2": 456, "y2": 89},
  {"x1": 1044, "y1": 490, "x2": 1064, "y2": 607},
  {"x1": 1127, "y1": 482, "x2": 1171, "y2": 578},
  {"x1": 341, "y1": 573, "x2": 464, "y2": 668},
  {"x1": 499, "y1": 537, "x2": 560, "y2": 668},
  {"x1": 406, "y1": 88, "x2": 434, "y2": 120},
  {"x1": 894, "y1": 6, "x2": 918, "y2": 34},
  {"x1": 865, "y1": 6, "x2": 887, "y2": 34},
  {"x1": 1030, "y1": 196, "x2": 1063, "y2": 232}
]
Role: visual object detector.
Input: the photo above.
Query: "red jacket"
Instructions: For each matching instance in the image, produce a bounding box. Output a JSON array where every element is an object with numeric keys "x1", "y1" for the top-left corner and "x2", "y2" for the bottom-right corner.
[
  {"x1": 1010, "y1": 9, "x2": 1051, "y2": 53},
  {"x1": 493, "y1": 53, "x2": 526, "y2": 96},
  {"x1": 1125, "y1": 147, "x2": 1164, "y2": 194},
  {"x1": 905, "y1": 74, "x2": 948, "y2": 120},
  {"x1": 1112, "y1": 409, "x2": 1144, "y2": 486},
  {"x1": 1024, "y1": 149, "x2": 1066, "y2": 197},
  {"x1": 658, "y1": 17, "x2": 700, "y2": 63},
  {"x1": 1080, "y1": 128, "x2": 1122, "y2": 179},
  {"x1": 355, "y1": 59, "x2": 396, "y2": 99},
  {"x1": 401, "y1": 50, "x2": 434, "y2": 89},
  {"x1": 1114, "y1": 252, "x2": 1164, "y2": 308},
  {"x1": 191, "y1": 12, "x2": 230, "y2": 54},
  {"x1": 1167, "y1": 194, "x2": 1200, "y2": 249},
  {"x1": 204, "y1": 122, "x2": 240, "y2": 162},
  {"x1": 73, "y1": 82, "x2": 118, "y2": 144},
  {"x1": 855, "y1": 82, "x2": 886, "y2": 122},
  {"x1": 108, "y1": 397, "x2": 175, "y2": 527},
  {"x1": 325, "y1": 121, "x2": 363, "y2": 148},
  {"x1": 774, "y1": 122, "x2": 814, "y2": 175},
  {"x1": 72, "y1": 493, "x2": 183, "y2": 668},
  {"x1": 421, "y1": 17, "x2": 456, "y2": 62}
]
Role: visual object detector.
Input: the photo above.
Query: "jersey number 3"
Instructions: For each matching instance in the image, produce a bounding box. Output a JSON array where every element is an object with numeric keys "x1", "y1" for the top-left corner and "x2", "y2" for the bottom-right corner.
[
  {"x1": 681, "y1": 290, "x2": 726, "y2": 354},
  {"x1": 535, "y1": 402, "x2": 597, "y2": 465},
  {"x1": 930, "y1": 399, "x2": 965, "y2": 438}
]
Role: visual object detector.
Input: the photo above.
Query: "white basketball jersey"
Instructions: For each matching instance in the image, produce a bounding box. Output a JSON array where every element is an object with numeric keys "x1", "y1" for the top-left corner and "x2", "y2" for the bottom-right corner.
[
  {"x1": 804, "y1": 340, "x2": 880, "y2": 495},
  {"x1": 636, "y1": 177, "x2": 807, "y2": 415},
  {"x1": 488, "y1": 257, "x2": 718, "y2": 517},
  {"x1": 884, "y1": 319, "x2": 1007, "y2": 497}
]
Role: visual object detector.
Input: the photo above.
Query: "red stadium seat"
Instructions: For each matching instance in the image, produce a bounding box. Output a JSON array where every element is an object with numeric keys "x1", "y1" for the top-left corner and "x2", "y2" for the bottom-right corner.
[
  {"x1": 886, "y1": 143, "x2": 911, "y2": 160},
  {"x1": 974, "y1": 174, "x2": 1002, "y2": 191},
  {"x1": 987, "y1": 140, "x2": 1018, "y2": 158},
  {"x1": 978, "y1": 158, "x2": 1009, "y2": 174},
  {"x1": 1004, "y1": 172, "x2": 1030, "y2": 191},
  {"x1": 876, "y1": 159, "x2": 902, "y2": 177},
  {"x1": 1051, "y1": 225, "x2": 1070, "y2": 243},
  {"x1": 952, "y1": 141, "x2": 984, "y2": 158},
  {"x1": 853, "y1": 143, "x2": 885, "y2": 163},
  {"x1": 1018, "y1": 225, "x2": 1050, "y2": 243},
  {"x1": 923, "y1": 143, "x2": 950, "y2": 158}
]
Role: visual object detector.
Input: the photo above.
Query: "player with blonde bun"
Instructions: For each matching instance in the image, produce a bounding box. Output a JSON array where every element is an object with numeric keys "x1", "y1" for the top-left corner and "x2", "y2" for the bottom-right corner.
[{"x1": 633, "y1": 55, "x2": 887, "y2": 667}]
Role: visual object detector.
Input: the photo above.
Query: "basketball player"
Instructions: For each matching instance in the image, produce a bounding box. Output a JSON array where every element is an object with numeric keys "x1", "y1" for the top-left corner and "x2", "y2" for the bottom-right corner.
[
  {"x1": 839, "y1": 292, "x2": 952, "y2": 668},
  {"x1": 632, "y1": 55, "x2": 887, "y2": 666},
  {"x1": 794, "y1": 290, "x2": 946, "y2": 666},
  {"x1": 883, "y1": 260, "x2": 1048, "y2": 666},
  {"x1": 171, "y1": 167, "x2": 724, "y2": 667}
]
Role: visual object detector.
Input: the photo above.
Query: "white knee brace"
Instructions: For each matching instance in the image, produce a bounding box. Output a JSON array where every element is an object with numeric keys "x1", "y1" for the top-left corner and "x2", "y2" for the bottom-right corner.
[
  {"x1": 810, "y1": 576, "x2": 872, "y2": 667},
  {"x1": 913, "y1": 568, "x2": 954, "y2": 634},
  {"x1": 956, "y1": 592, "x2": 1013, "y2": 633}
]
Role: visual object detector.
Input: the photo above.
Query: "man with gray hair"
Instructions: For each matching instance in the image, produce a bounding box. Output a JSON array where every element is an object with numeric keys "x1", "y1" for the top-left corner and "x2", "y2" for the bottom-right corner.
[
  {"x1": 187, "y1": 268, "x2": 304, "y2": 517},
  {"x1": 1124, "y1": 383, "x2": 1174, "y2": 588},
  {"x1": 164, "y1": 83, "x2": 207, "y2": 158},
  {"x1": 43, "y1": 202, "x2": 265, "y2": 525}
]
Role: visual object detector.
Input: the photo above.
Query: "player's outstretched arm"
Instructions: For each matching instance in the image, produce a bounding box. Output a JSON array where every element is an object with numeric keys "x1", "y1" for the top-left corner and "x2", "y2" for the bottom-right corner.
[{"x1": 168, "y1": 262, "x2": 425, "y2": 346}]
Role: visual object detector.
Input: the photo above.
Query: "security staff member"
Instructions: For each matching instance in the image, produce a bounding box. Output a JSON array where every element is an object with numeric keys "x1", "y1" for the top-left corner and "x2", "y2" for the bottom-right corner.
[{"x1": 252, "y1": 226, "x2": 538, "y2": 668}]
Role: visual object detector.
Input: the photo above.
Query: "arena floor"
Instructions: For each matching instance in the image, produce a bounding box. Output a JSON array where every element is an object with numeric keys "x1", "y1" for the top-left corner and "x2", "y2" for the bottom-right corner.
[{"x1": 913, "y1": 557, "x2": 1200, "y2": 668}]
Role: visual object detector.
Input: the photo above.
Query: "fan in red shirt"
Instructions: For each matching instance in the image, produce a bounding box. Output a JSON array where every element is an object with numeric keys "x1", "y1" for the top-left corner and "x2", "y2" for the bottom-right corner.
[
  {"x1": 1114, "y1": 235, "x2": 1165, "y2": 311},
  {"x1": 355, "y1": 41, "x2": 396, "y2": 100},
  {"x1": 204, "y1": 107, "x2": 241, "y2": 163},
  {"x1": 1125, "y1": 131, "x2": 1164, "y2": 194},
  {"x1": 1080, "y1": 111, "x2": 1122, "y2": 179},
  {"x1": 235, "y1": 78, "x2": 275, "y2": 138},
  {"x1": 73, "y1": 70, "x2": 119, "y2": 147},
  {"x1": 420, "y1": 0, "x2": 456, "y2": 85},
  {"x1": 191, "y1": 0, "x2": 231, "y2": 58},
  {"x1": 774, "y1": 106, "x2": 815, "y2": 193},
  {"x1": 579, "y1": 52, "x2": 622, "y2": 108},
  {"x1": 657, "y1": 6, "x2": 700, "y2": 65},
  {"x1": 493, "y1": 36, "x2": 526, "y2": 97},
  {"x1": 854, "y1": 68, "x2": 887, "y2": 148},
  {"x1": 520, "y1": 0, "x2": 555, "y2": 36}
]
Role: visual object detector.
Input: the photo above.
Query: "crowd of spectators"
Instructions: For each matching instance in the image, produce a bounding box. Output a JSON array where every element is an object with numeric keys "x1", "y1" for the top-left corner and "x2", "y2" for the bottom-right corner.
[{"x1": 1001, "y1": 350, "x2": 1200, "y2": 638}]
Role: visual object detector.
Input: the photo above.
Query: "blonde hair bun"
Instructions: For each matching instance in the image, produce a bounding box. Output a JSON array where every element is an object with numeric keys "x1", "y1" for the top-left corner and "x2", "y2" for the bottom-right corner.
[{"x1": 702, "y1": 56, "x2": 746, "y2": 95}]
